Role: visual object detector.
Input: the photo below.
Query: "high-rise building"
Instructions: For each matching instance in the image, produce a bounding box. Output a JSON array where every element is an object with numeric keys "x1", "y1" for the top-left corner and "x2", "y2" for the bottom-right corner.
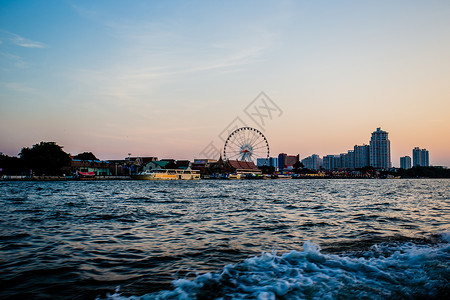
[
  {"x1": 301, "y1": 154, "x2": 321, "y2": 170},
  {"x1": 412, "y1": 147, "x2": 429, "y2": 167},
  {"x1": 323, "y1": 155, "x2": 340, "y2": 170},
  {"x1": 278, "y1": 153, "x2": 287, "y2": 170},
  {"x1": 285, "y1": 154, "x2": 300, "y2": 169},
  {"x1": 354, "y1": 145, "x2": 370, "y2": 168},
  {"x1": 257, "y1": 157, "x2": 279, "y2": 169},
  {"x1": 322, "y1": 149, "x2": 355, "y2": 170},
  {"x1": 277, "y1": 153, "x2": 299, "y2": 170},
  {"x1": 340, "y1": 150, "x2": 355, "y2": 169},
  {"x1": 400, "y1": 156, "x2": 411, "y2": 169},
  {"x1": 369, "y1": 128, "x2": 391, "y2": 169}
]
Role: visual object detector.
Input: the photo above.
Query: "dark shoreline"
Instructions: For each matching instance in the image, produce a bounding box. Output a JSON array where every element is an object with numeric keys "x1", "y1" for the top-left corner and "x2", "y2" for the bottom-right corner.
[{"x1": 1, "y1": 176, "x2": 449, "y2": 181}]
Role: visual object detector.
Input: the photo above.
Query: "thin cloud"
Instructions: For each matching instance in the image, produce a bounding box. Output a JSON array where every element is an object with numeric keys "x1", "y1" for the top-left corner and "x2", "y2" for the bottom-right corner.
[
  {"x1": 0, "y1": 52, "x2": 28, "y2": 68},
  {"x1": 10, "y1": 33, "x2": 46, "y2": 48},
  {"x1": 1, "y1": 31, "x2": 46, "y2": 48}
]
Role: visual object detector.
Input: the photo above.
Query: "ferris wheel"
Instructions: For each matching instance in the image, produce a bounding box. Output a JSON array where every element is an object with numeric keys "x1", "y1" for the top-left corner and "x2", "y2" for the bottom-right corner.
[{"x1": 223, "y1": 127, "x2": 270, "y2": 164}]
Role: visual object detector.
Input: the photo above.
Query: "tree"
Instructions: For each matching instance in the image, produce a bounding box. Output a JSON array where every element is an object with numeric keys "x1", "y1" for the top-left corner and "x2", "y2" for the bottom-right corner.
[
  {"x1": 297, "y1": 168, "x2": 317, "y2": 174},
  {"x1": 396, "y1": 166, "x2": 450, "y2": 178},
  {"x1": 258, "y1": 165, "x2": 275, "y2": 174},
  {"x1": 0, "y1": 153, "x2": 24, "y2": 175},
  {"x1": 74, "y1": 152, "x2": 98, "y2": 161},
  {"x1": 356, "y1": 166, "x2": 375, "y2": 175},
  {"x1": 293, "y1": 161, "x2": 304, "y2": 173},
  {"x1": 19, "y1": 142, "x2": 71, "y2": 175},
  {"x1": 165, "y1": 161, "x2": 178, "y2": 169}
]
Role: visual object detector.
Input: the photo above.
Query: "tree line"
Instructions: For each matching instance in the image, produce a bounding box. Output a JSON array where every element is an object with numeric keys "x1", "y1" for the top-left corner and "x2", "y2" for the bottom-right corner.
[{"x1": 0, "y1": 142, "x2": 98, "y2": 176}]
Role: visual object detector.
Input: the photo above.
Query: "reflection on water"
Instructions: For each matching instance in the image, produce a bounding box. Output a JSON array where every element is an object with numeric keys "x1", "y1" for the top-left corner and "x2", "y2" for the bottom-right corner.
[{"x1": 0, "y1": 179, "x2": 449, "y2": 299}]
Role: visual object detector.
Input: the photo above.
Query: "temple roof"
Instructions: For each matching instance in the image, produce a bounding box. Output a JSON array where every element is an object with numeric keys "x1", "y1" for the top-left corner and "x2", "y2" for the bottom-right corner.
[{"x1": 227, "y1": 160, "x2": 259, "y2": 171}]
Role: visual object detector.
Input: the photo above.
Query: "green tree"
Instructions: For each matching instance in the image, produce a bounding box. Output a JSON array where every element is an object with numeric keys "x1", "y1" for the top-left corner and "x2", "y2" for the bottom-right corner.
[
  {"x1": 74, "y1": 152, "x2": 98, "y2": 161},
  {"x1": 19, "y1": 142, "x2": 71, "y2": 175}
]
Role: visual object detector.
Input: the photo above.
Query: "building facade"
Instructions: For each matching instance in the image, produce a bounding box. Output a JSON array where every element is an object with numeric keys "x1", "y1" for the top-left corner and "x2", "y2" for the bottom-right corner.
[
  {"x1": 257, "y1": 157, "x2": 278, "y2": 169},
  {"x1": 340, "y1": 150, "x2": 355, "y2": 169},
  {"x1": 400, "y1": 156, "x2": 412, "y2": 169},
  {"x1": 322, "y1": 149, "x2": 355, "y2": 170},
  {"x1": 277, "y1": 153, "x2": 299, "y2": 170},
  {"x1": 323, "y1": 155, "x2": 340, "y2": 170},
  {"x1": 412, "y1": 147, "x2": 429, "y2": 167},
  {"x1": 354, "y1": 145, "x2": 370, "y2": 169},
  {"x1": 369, "y1": 128, "x2": 391, "y2": 169},
  {"x1": 301, "y1": 154, "x2": 321, "y2": 170}
]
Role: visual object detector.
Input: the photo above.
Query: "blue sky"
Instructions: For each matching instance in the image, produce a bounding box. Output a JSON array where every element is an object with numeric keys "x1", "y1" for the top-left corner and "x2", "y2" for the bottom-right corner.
[{"x1": 1, "y1": 1, "x2": 450, "y2": 166}]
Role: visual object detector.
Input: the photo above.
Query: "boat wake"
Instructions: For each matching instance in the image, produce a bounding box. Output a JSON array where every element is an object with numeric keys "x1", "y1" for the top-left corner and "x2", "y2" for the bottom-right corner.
[{"x1": 105, "y1": 233, "x2": 450, "y2": 299}]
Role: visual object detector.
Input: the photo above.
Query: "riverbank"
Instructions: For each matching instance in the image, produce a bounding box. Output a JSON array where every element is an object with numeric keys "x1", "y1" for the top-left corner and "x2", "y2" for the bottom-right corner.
[
  {"x1": 2, "y1": 174, "x2": 448, "y2": 181},
  {"x1": 0, "y1": 175, "x2": 132, "y2": 181}
]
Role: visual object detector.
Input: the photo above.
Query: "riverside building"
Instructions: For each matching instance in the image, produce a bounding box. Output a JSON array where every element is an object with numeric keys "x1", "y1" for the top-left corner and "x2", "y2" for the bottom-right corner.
[
  {"x1": 301, "y1": 154, "x2": 321, "y2": 170},
  {"x1": 323, "y1": 155, "x2": 341, "y2": 170},
  {"x1": 412, "y1": 147, "x2": 429, "y2": 167},
  {"x1": 400, "y1": 156, "x2": 412, "y2": 169},
  {"x1": 354, "y1": 145, "x2": 370, "y2": 168},
  {"x1": 277, "y1": 153, "x2": 299, "y2": 170},
  {"x1": 369, "y1": 128, "x2": 391, "y2": 170},
  {"x1": 257, "y1": 157, "x2": 279, "y2": 169},
  {"x1": 323, "y1": 150, "x2": 355, "y2": 170}
]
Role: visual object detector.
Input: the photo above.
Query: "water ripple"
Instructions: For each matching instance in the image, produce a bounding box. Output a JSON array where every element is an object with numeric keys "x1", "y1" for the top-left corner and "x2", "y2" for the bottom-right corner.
[{"x1": 0, "y1": 179, "x2": 449, "y2": 299}]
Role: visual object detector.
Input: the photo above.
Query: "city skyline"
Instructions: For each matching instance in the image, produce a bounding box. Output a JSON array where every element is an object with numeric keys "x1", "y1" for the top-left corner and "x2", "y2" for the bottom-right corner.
[{"x1": 1, "y1": 1, "x2": 450, "y2": 167}]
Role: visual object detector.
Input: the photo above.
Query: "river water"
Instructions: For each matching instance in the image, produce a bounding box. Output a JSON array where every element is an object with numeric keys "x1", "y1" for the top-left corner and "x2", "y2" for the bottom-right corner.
[{"x1": 0, "y1": 179, "x2": 449, "y2": 299}]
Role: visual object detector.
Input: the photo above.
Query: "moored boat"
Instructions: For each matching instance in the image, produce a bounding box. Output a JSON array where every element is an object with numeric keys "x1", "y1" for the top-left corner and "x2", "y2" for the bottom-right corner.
[{"x1": 132, "y1": 169, "x2": 200, "y2": 180}]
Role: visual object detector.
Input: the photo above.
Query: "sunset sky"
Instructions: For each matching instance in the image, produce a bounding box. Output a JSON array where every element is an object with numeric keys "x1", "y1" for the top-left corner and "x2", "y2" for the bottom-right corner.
[{"x1": 1, "y1": 0, "x2": 449, "y2": 167}]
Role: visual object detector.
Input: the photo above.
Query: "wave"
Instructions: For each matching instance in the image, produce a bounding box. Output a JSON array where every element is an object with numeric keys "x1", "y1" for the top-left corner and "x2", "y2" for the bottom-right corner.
[{"x1": 105, "y1": 233, "x2": 450, "y2": 299}]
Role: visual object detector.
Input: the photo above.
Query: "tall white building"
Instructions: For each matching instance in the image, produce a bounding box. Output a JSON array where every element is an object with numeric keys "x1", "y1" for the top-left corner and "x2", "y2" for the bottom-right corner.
[
  {"x1": 369, "y1": 128, "x2": 391, "y2": 169},
  {"x1": 412, "y1": 147, "x2": 429, "y2": 167}
]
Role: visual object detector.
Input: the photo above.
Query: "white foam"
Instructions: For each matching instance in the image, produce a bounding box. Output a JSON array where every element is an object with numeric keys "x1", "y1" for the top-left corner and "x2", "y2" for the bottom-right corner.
[
  {"x1": 105, "y1": 239, "x2": 450, "y2": 299},
  {"x1": 441, "y1": 231, "x2": 450, "y2": 242}
]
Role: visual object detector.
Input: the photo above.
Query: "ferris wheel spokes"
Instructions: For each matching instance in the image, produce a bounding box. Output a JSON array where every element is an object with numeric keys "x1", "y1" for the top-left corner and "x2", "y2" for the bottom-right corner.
[{"x1": 223, "y1": 127, "x2": 270, "y2": 165}]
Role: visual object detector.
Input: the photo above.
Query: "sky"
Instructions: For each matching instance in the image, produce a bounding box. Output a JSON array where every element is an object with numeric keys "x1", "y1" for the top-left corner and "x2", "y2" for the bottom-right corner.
[{"x1": 1, "y1": 0, "x2": 449, "y2": 167}]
